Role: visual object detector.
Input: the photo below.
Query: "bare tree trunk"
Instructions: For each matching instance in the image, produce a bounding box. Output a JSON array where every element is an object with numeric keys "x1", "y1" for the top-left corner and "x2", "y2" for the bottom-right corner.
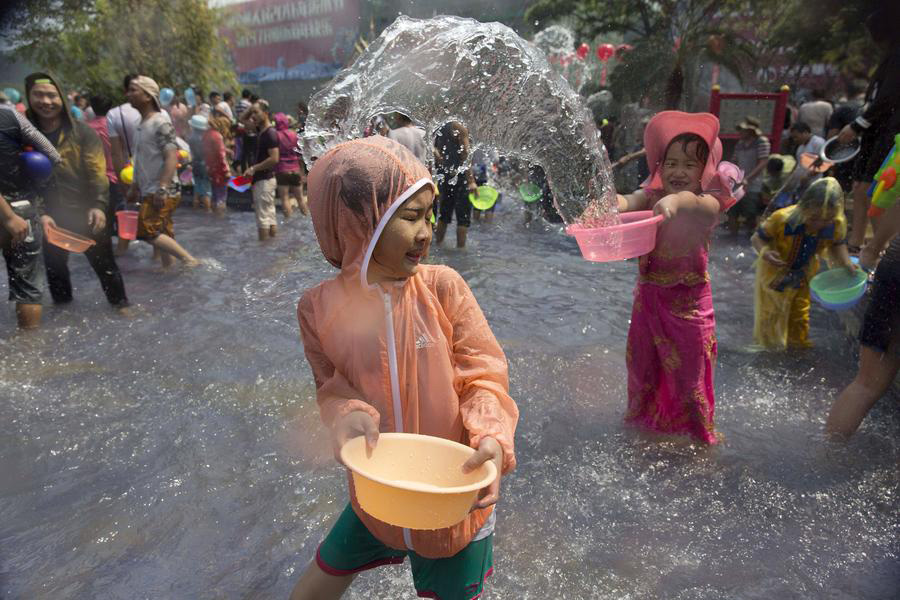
[{"x1": 664, "y1": 62, "x2": 684, "y2": 109}]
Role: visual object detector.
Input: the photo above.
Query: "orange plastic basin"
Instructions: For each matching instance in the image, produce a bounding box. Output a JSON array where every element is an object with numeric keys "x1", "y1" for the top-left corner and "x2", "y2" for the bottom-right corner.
[
  {"x1": 45, "y1": 222, "x2": 96, "y2": 253},
  {"x1": 340, "y1": 433, "x2": 497, "y2": 530}
]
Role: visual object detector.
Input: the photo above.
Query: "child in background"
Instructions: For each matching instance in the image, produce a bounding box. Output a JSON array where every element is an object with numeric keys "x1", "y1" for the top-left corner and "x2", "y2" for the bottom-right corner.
[
  {"x1": 202, "y1": 113, "x2": 230, "y2": 215},
  {"x1": 616, "y1": 111, "x2": 737, "y2": 444},
  {"x1": 291, "y1": 136, "x2": 518, "y2": 600},
  {"x1": 751, "y1": 177, "x2": 856, "y2": 350},
  {"x1": 187, "y1": 115, "x2": 212, "y2": 212},
  {"x1": 759, "y1": 154, "x2": 796, "y2": 211},
  {"x1": 273, "y1": 112, "x2": 306, "y2": 218}
]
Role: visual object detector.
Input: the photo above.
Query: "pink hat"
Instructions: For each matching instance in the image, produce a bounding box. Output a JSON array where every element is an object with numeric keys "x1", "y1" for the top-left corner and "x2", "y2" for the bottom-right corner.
[
  {"x1": 274, "y1": 112, "x2": 290, "y2": 131},
  {"x1": 642, "y1": 110, "x2": 736, "y2": 211},
  {"x1": 714, "y1": 161, "x2": 745, "y2": 201}
]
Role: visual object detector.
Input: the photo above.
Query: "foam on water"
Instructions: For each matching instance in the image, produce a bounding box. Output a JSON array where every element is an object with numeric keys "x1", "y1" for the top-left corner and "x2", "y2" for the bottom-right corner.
[{"x1": 301, "y1": 15, "x2": 617, "y2": 225}]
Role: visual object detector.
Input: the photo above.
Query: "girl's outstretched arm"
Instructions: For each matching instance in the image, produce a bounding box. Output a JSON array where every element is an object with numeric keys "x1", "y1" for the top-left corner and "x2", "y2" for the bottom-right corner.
[
  {"x1": 653, "y1": 191, "x2": 720, "y2": 224},
  {"x1": 828, "y1": 242, "x2": 857, "y2": 272},
  {"x1": 617, "y1": 188, "x2": 649, "y2": 212}
]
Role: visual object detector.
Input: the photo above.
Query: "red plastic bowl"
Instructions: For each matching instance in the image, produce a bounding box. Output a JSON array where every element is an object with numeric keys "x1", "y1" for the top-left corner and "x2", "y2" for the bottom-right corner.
[{"x1": 566, "y1": 211, "x2": 663, "y2": 262}]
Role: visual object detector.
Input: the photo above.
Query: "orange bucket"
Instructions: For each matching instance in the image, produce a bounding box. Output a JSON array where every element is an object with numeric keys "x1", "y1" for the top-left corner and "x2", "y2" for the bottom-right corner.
[
  {"x1": 44, "y1": 222, "x2": 96, "y2": 253},
  {"x1": 116, "y1": 210, "x2": 139, "y2": 240},
  {"x1": 340, "y1": 433, "x2": 497, "y2": 530}
]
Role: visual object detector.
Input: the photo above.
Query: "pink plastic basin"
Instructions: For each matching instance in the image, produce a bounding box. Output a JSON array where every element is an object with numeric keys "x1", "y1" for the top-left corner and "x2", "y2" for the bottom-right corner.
[
  {"x1": 116, "y1": 210, "x2": 139, "y2": 240},
  {"x1": 44, "y1": 222, "x2": 96, "y2": 253},
  {"x1": 566, "y1": 210, "x2": 663, "y2": 262}
]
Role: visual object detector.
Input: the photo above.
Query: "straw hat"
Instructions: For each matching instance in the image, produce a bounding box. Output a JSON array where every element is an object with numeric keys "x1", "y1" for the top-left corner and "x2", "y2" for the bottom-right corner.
[
  {"x1": 131, "y1": 75, "x2": 161, "y2": 111},
  {"x1": 736, "y1": 115, "x2": 763, "y2": 136}
]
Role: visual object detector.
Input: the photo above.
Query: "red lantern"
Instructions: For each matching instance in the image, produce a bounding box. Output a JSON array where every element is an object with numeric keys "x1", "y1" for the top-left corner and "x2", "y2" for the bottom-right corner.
[
  {"x1": 576, "y1": 43, "x2": 590, "y2": 60},
  {"x1": 596, "y1": 43, "x2": 615, "y2": 62}
]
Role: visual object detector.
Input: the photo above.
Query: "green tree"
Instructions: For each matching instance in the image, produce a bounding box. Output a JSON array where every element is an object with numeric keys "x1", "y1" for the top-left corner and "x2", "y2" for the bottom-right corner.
[
  {"x1": 526, "y1": 0, "x2": 882, "y2": 107},
  {"x1": 2, "y1": 0, "x2": 238, "y2": 101},
  {"x1": 526, "y1": 0, "x2": 757, "y2": 109},
  {"x1": 753, "y1": 0, "x2": 882, "y2": 87}
]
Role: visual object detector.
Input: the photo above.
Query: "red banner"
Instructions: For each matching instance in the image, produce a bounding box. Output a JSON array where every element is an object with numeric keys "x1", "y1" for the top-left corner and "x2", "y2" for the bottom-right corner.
[{"x1": 219, "y1": 0, "x2": 360, "y2": 83}]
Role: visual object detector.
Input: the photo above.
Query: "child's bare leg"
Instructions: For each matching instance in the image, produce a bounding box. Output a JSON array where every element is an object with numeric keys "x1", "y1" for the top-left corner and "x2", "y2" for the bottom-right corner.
[
  {"x1": 115, "y1": 238, "x2": 130, "y2": 256},
  {"x1": 258, "y1": 227, "x2": 270, "y2": 241},
  {"x1": 826, "y1": 346, "x2": 900, "y2": 438},
  {"x1": 279, "y1": 185, "x2": 293, "y2": 218},
  {"x1": 152, "y1": 234, "x2": 198, "y2": 266},
  {"x1": 292, "y1": 185, "x2": 308, "y2": 215},
  {"x1": 848, "y1": 181, "x2": 870, "y2": 249},
  {"x1": 269, "y1": 224, "x2": 277, "y2": 237},
  {"x1": 456, "y1": 225, "x2": 468, "y2": 248},
  {"x1": 435, "y1": 220, "x2": 448, "y2": 244},
  {"x1": 160, "y1": 251, "x2": 176, "y2": 268},
  {"x1": 15, "y1": 303, "x2": 41, "y2": 329},
  {"x1": 289, "y1": 561, "x2": 356, "y2": 600},
  {"x1": 201, "y1": 195, "x2": 212, "y2": 212}
]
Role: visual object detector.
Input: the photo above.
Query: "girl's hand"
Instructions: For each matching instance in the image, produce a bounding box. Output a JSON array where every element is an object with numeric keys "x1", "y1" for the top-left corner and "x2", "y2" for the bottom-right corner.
[
  {"x1": 653, "y1": 194, "x2": 680, "y2": 221},
  {"x1": 762, "y1": 250, "x2": 786, "y2": 267},
  {"x1": 331, "y1": 410, "x2": 379, "y2": 464},
  {"x1": 859, "y1": 245, "x2": 879, "y2": 272},
  {"x1": 462, "y1": 437, "x2": 503, "y2": 509},
  {"x1": 837, "y1": 124, "x2": 857, "y2": 146}
]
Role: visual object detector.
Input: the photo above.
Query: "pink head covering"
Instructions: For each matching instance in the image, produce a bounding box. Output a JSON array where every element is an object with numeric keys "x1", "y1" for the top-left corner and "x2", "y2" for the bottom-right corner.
[
  {"x1": 274, "y1": 112, "x2": 290, "y2": 131},
  {"x1": 307, "y1": 136, "x2": 434, "y2": 286},
  {"x1": 641, "y1": 111, "x2": 737, "y2": 211}
]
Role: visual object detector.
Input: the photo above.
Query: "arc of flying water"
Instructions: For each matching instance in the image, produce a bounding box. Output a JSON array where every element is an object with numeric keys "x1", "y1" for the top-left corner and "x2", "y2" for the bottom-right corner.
[{"x1": 301, "y1": 15, "x2": 618, "y2": 225}]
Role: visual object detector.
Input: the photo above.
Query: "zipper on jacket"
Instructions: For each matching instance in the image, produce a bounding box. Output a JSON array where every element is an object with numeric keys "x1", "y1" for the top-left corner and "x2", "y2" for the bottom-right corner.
[{"x1": 382, "y1": 290, "x2": 414, "y2": 551}]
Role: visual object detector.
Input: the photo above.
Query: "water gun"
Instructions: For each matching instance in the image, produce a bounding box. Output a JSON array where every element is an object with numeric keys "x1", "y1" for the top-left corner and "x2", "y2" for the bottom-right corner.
[{"x1": 867, "y1": 133, "x2": 900, "y2": 217}]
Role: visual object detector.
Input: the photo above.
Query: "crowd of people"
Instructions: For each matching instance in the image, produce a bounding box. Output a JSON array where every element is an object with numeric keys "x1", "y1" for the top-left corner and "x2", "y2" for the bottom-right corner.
[
  {"x1": 0, "y1": 73, "x2": 316, "y2": 322},
  {"x1": 0, "y1": 5, "x2": 896, "y2": 598}
]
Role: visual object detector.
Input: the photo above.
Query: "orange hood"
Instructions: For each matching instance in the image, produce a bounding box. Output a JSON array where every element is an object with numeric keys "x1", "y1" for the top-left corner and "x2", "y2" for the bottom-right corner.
[{"x1": 307, "y1": 135, "x2": 434, "y2": 289}]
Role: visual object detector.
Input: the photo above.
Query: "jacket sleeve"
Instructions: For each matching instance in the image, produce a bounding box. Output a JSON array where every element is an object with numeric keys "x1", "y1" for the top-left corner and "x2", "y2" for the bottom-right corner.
[
  {"x1": 297, "y1": 292, "x2": 381, "y2": 429},
  {"x1": 439, "y1": 268, "x2": 518, "y2": 474},
  {"x1": 853, "y1": 51, "x2": 900, "y2": 134},
  {"x1": 80, "y1": 125, "x2": 110, "y2": 210},
  {"x1": 10, "y1": 108, "x2": 61, "y2": 164},
  {"x1": 756, "y1": 209, "x2": 784, "y2": 243}
]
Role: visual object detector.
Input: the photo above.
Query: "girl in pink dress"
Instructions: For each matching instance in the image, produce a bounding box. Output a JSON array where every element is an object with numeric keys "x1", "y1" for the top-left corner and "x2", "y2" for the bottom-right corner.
[{"x1": 616, "y1": 111, "x2": 738, "y2": 444}]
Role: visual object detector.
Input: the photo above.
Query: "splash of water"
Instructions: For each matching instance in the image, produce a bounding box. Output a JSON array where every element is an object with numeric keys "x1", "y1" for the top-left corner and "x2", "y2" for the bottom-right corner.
[
  {"x1": 301, "y1": 15, "x2": 618, "y2": 225},
  {"x1": 533, "y1": 24, "x2": 594, "y2": 95},
  {"x1": 531, "y1": 24, "x2": 575, "y2": 57}
]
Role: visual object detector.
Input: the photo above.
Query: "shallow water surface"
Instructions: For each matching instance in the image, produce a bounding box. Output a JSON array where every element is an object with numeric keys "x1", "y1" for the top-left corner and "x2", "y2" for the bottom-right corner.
[{"x1": 1, "y1": 201, "x2": 897, "y2": 599}]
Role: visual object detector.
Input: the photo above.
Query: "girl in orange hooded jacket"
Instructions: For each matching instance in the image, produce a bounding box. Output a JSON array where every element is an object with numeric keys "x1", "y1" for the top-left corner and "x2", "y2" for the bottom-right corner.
[{"x1": 291, "y1": 136, "x2": 518, "y2": 600}]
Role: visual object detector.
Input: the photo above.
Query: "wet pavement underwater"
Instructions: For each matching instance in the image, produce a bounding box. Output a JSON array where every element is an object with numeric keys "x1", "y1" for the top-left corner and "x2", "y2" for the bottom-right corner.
[{"x1": 1, "y1": 199, "x2": 897, "y2": 599}]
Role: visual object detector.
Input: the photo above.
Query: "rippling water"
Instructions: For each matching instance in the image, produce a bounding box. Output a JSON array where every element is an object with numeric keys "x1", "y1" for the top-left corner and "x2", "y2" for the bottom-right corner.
[{"x1": 1, "y1": 198, "x2": 897, "y2": 599}]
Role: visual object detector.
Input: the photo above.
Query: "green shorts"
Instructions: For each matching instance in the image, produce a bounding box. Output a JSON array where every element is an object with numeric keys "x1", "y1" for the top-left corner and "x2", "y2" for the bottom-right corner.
[{"x1": 316, "y1": 504, "x2": 494, "y2": 600}]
